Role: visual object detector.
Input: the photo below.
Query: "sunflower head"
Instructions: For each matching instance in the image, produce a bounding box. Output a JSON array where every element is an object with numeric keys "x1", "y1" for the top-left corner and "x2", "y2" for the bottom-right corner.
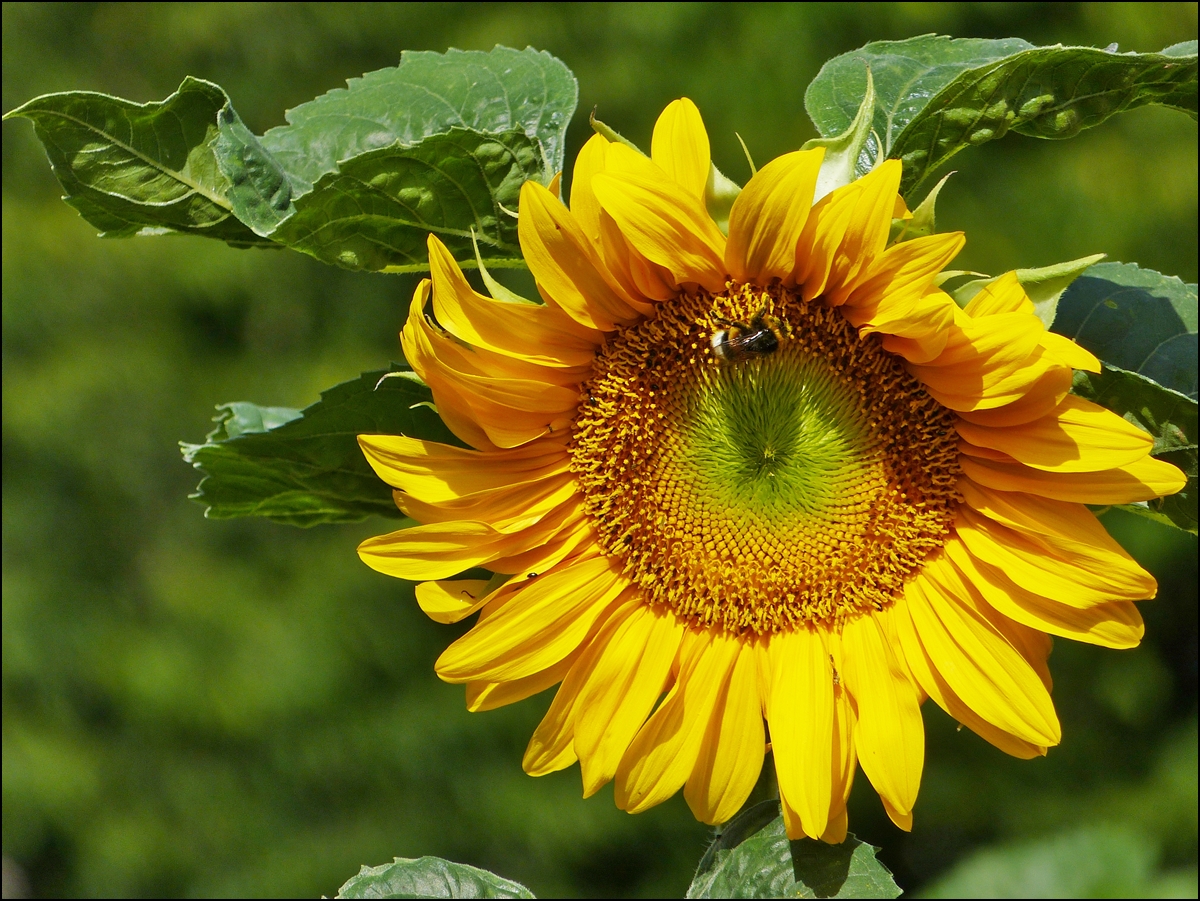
[{"x1": 356, "y1": 98, "x2": 1185, "y2": 842}]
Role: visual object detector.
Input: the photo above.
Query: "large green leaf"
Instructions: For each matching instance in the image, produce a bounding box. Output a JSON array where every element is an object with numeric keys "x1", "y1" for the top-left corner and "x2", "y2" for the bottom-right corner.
[
  {"x1": 686, "y1": 801, "x2": 901, "y2": 899},
  {"x1": 269, "y1": 129, "x2": 542, "y2": 273},
  {"x1": 182, "y1": 367, "x2": 459, "y2": 527},
  {"x1": 805, "y1": 36, "x2": 1198, "y2": 200},
  {"x1": 2, "y1": 76, "x2": 269, "y2": 247},
  {"x1": 336, "y1": 856, "x2": 535, "y2": 899},
  {"x1": 1054, "y1": 262, "x2": 1196, "y2": 533},
  {"x1": 260, "y1": 46, "x2": 575, "y2": 193},
  {"x1": 1053, "y1": 262, "x2": 1197, "y2": 400}
]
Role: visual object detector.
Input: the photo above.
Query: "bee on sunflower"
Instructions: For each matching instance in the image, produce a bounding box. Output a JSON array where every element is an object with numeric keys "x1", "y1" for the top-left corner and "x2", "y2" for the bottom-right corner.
[{"x1": 356, "y1": 99, "x2": 1185, "y2": 842}]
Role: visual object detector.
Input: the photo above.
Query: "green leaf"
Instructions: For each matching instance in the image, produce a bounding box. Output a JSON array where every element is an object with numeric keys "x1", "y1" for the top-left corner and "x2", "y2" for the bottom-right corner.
[
  {"x1": 1053, "y1": 262, "x2": 1197, "y2": 400},
  {"x1": 804, "y1": 36, "x2": 1198, "y2": 200},
  {"x1": 269, "y1": 129, "x2": 542, "y2": 273},
  {"x1": 1071, "y1": 366, "x2": 1196, "y2": 534},
  {"x1": 336, "y1": 856, "x2": 535, "y2": 899},
  {"x1": 260, "y1": 46, "x2": 576, "y2": 194},
  {"x1": 1054, "y1": 263, "x2": 1197, "y2": 533},
  {"x1": 3, "y1": 76, "x2": 270, "y2": 247},
  {"x1": 687, "y1": 801, "x2": 901, "y2": 899},
  {"x1": 181, "y1": 366, "x2": 460, "y2": 527}
]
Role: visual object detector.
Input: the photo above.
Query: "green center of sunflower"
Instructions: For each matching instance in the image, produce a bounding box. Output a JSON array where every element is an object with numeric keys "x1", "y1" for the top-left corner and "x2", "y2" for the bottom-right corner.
[{"x1": 569, "y1": 283, "x2": 961, "y2": 634}]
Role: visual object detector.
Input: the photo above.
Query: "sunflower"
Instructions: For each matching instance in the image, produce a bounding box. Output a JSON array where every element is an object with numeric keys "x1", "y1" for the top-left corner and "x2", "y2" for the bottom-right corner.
[{"x1": 356, "y1": 99, "x2": 1185, "y2": 841}]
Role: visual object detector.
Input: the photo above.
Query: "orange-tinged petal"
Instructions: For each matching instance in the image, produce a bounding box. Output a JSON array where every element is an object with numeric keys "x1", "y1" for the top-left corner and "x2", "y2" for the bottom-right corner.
[
  {"x1": 650, "y1": 98, "x2": 711, "y2": 200},
  {"x1": 358, "y1": 520, "x2": 518, "y2": 581},
  {"x1": 519, "y1": 180, "x2": 644, "y2": 331},
  {"x1": 426, "y1": 234, "x2": 602, "y2": 365},
  {"x1": 846, "y1": 232, "x2": 965, "y2": 333},
  {"x1": 435, "y1": 557, "x2": 626, "y2": 682},
  {"x1": 767, "y1": 627, "x2": 833, "y2": 840},
  {"x1": 575, "y1": 604, "x2": 684, "y2": 797},
  {"x1": 397, "y1": 472, "x2": 579, "y2": 529},
  {"x1": 685, "y1": 641, "x2": 766, "y2": 824},
  {"x1": 842, "y1": 615, "x2": 924, "y2": 818},
  {"x1": 794, "y1": 180, "x2": 861, "y2": 301},
  {"x1": 944, "y1": 538, "x2": 1144, "y2": 648},
  {"x1": 725, "y1": 148, "x2": 824, "y2": 283},
  {"x1": 592, "y1": 143, "x2": 727, "y2": 292},
  {"x1": 614, "y1": 629, "x2": 739, "y2": 814},
  {"x1": 907, "y1": 561, "x2": 1061, "y2": 747},
  {"x1": 958, "y1": 452, "x2": 1187, "y2": 505},
  {"x1": 956, "y1": 394, "x2": 1154, "y2": 472}
]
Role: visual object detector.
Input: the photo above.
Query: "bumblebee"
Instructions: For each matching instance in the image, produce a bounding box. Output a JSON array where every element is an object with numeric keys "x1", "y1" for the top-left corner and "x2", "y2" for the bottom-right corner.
[{"x1": 710, "y1": 311, "x2": 789, "y2": 363}]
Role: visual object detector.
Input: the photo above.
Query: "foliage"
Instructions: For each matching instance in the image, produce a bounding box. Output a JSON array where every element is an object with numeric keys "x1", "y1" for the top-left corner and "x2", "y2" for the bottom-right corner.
[{"x1": 3, "y1": 3, "x2": 1196, "y2": 900}]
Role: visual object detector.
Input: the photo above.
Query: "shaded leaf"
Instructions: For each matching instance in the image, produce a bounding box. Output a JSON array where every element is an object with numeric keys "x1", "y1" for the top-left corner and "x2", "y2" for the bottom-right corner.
[
  {"x1": 3, "y1": 76, "x2": 270, "y2": 247},
  {"x1": 805, "y1": 36, "x2": 1198, "y2": 200},
  {"x1": 260, "y1": 46, "x2": 575, "y2": 193},
  {"x1": 1054, "y1": 262, "x2": 1197, "y2": 400},
  {"x1": 336, "y1": 856, "x2": 535, "y2": 899},
  {"x1": 1072, "y1": 366, "x2": 1196, "y2": 534},
  {"x1": 270, "y1": 129, "x2": 541, "y2": 273},
  {"x1": 687, "y1": 801, "x2": 901, "y2": 899},
  {"x1": 182, "y1": 366, "x2": 460, "y2": 527}
]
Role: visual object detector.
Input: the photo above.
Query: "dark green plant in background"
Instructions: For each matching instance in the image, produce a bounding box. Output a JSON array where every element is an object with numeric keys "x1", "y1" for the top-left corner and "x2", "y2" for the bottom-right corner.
[{"x1": 2, "y1": 3, "x2": 1196, "y2": 898}]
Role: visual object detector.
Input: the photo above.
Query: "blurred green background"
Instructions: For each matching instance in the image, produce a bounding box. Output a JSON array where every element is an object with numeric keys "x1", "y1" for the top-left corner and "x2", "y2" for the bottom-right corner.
[{"x1": 2, "y1": 2, "x2": 1197, "y2": 898}]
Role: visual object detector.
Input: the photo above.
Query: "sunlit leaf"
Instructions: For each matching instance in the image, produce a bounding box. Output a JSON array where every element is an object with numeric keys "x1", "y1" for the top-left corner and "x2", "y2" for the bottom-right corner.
[
  {"x1": 805, "y1": 36, "x2": 1198, "y2": 200},
  {"x1": 182, "y1": 366, "x2": 459, "y2": 527},
  {"x1": 3, "y1": 76, "x2": 270, "y2": 246},
  {"x1": 270, "y1": 129, "x2": 541, "y2": 273},
  {"x1": 261, "y1": 46, "x2": 576, "y2": 193},
  {"x1": 687, "y1": 801, "x2": 901, "y2": 899},
  {"x1": 336, "y1": 856, "x2": 535, "y2": 899}
]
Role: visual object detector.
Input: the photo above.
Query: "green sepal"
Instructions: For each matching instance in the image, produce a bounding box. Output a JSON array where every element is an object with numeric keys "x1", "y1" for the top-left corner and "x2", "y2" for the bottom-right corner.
[{"x1": 803, "y1": 67, "x2": 877, "y2": 200}]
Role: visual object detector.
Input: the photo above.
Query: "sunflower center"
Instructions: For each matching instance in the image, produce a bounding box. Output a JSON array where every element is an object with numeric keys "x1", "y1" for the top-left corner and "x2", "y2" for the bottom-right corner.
[{"x1": 569, "y1": 283, "x2": 961, "y2": 634}]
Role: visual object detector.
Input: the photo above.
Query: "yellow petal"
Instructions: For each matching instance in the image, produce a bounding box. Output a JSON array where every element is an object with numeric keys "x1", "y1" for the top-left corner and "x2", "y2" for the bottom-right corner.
[
  {"x1": 466, "y1": 650, "x2": 577, "y2": 712},
  {"x1": 955, "y1": 394, "x2": 1154, "y2": 472},
  {"x1": 944, "y1": 537, "x2": 1143, "y2": 649},
  {"x1": 955, "y1": 367, "x2": 1073, "y2": 427},
  {"x1": 650, "y1": 98, "x2": 711, "y2": 200},
  {"x1": 958, "y1": 480, "x2": 1157, "y2": 599},
  {"x1": 888, "y1": 602, "x2": 1048, "y2": 760},
  {"x1": 592, "y1": 143, "x2": 728, "y2": 292},
  {"x1": 435, "y1": 557, "x2": 626, "y2": 682},
  {"x1": 684, "y1": 641, "x2": 766, "y2": 824},
  {"x1": 614, "y1": 629, "x2": 739, "y2": 814},
  {"x1": 956, "y1": 506, "x2": 1154, "y2": 607},
  {"x1": 842, "y1": 615, "x2": 924, "y2": 817},
  {"x1": 415, "y1": 579, "x2": 492, "y2": 624},
  {"x1": 575, "y1": 604, "x2": 684, "y2": 797},
  {"x1": 794, "y1": 181, "x2": 861, "y2": 301},
  {"x1": 963, "y1": 271, "x2": 1034, "y2": 317},
  {"x1": 725, "y1": 148, "x2": 824, "y2": 283},
  {"x1": 845, "y1": 232, "x2": 965, "y2": 331},
  {"x1": 398, "y1": 471, "x2": 578, "y2": 530},
  {"x1": 521, "y1": 597, "x2": 640, "y2": 775},
  {"x1": 908, "y1": 558, "x2": 1061, "y2": 747},
  {"x1": 427, "y1": 234, "x2": 602, "y2": 366},
  {"x1": 824, "y1": 159, "x2": 904, "y2": 306},
  {"x1": 767, "y1": 627, "x2": 833, "y2": 840},
  {"x1": 358, "y1": 520, "x2": 513, "y2": 580},
  {"x1": 959, "y1": 452, "x2": 1186, "y2": 505},
  {"x1": 357, "y1": 433, "x2": 569, "y2": 503},
  {"x1": 1038, "y1": 330, "x2": 1100, "y2": 372},
  {"x1": 569, "y1": 134, "x2": 609, "y2": 246},
  {"x1": 518, "y1": 180, "x2": 644, "y2": 331}
]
